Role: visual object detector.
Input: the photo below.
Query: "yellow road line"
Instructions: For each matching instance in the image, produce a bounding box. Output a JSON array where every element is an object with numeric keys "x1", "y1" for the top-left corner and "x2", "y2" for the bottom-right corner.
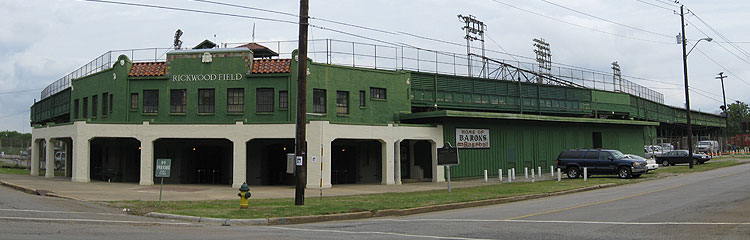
[{"x1": 505, "y1": 169, "x2": 746, "y2": 220}]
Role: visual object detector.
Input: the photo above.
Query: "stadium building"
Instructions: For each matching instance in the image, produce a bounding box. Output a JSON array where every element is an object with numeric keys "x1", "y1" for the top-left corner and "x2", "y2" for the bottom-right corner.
[{"x1": 29, "y1": 39, "x2": 724, "y2": 188}]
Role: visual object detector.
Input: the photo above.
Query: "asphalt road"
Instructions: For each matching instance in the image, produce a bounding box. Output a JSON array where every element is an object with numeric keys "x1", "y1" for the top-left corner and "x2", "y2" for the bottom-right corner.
[{"x1": 1, "y1": 163, "x2": 749, "y2": 240}]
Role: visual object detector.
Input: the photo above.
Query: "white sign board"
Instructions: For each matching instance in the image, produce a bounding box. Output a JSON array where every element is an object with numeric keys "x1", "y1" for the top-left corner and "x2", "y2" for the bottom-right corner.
[{"x1": 456, "y1": 128, "x2": 490, "y2": 148}]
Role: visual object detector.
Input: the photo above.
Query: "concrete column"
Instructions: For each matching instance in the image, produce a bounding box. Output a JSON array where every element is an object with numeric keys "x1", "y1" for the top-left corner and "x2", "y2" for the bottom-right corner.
[
  {"x1": 45, "y1": 138, "x2": 55, "y2": 178},
  {"x1": 30, "y1": 139, "x2": 40, "y2": 176},
  {"x1": 431, "y1": 141, "x2": 445, "y2": 183},
  {"x1": 306, "y1": 121, "x2": 332, "y2": 188},
  {"x1": 139, "y1": 137, "x2": 155, "y2": 185},
  {"x1": 71, "y1": 137, "x2": 90, "y2": 183},
  {"x1": 381, "y1": 139, "x2": 395, "y2": 185},
  {"x1": 231, "y1": 138, "x2": 247, "y2": 188},
  {"x1": 394, "y1": 139, "x2": 402, "y2": 185}
]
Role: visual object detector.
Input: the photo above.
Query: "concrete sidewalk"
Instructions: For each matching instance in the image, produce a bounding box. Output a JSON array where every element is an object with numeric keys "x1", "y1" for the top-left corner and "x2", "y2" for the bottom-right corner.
[{"x1": 0, "y1": 173, "x2": 553, "y2": 202}]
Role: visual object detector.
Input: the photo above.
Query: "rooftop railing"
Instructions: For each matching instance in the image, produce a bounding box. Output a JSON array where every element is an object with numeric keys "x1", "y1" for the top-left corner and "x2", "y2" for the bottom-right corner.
[
  {"x1": 40, "y1": 48, "x2": 171, "y2": 100},
  {"x1": 227, "y1": 39, "x2": 664, "y2": 103},
  {"x1": 42, "y1": 39, "x2": 664, "y2": 104}
]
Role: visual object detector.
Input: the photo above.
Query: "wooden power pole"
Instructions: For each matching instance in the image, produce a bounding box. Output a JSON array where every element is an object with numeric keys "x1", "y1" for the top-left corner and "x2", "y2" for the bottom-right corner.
[{"x1": 294, "y1": 0, "x2": 310, "y2": 206}]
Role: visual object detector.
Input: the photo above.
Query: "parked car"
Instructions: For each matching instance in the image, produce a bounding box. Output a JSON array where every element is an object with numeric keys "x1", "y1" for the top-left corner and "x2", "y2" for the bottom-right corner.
[
  {"x1": 556, "y1": 149, "x2": 648, "y2": 179},
  {"x1": 626, "y1": 154, "x2": 658, "y2": 171},
  {"x1": 644, "y1": 145, "x2": 663, "y2": 159},
  {"x1": 654, "y1": 150, "x2": 710, "y2": 166},
  {"x1": 696, "y1": 140, "x2": 719, "y2": 154}
]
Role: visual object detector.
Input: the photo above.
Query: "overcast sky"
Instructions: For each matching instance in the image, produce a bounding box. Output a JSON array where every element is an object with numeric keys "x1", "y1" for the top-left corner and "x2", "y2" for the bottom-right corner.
[{"x1": 1, "y1": 0, "x2": 748, "y2": 133}]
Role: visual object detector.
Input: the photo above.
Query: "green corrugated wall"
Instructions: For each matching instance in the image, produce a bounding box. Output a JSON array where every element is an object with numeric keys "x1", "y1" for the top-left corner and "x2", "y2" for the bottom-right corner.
[{"x1": 443, "y1": 119, "x2": 645, "y2": 178}]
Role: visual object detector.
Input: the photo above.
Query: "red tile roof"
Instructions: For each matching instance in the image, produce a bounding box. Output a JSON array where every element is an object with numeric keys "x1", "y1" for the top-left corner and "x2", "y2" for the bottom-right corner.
[
  {"x1": 129, "y1": 62, "x2": 166, "y2": 77},
  {"x1": 252, "y1": 59, "x2": 291, "y2": 74},
  {"x1": 236, "y1": 42, "x2": 279, "y2": 58}
]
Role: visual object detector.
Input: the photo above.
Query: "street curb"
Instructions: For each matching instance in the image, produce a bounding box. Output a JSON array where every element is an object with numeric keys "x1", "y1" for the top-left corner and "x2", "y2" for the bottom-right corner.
[
  {"x1": 0, "y1": 179, "x2": 83, "y2": 201},
  {"x1": 145, "y1": 183, "x2": 619, "y2": 226},
  {"x1": 0, "y1": 180, "x2": 39, "y2": 195}
]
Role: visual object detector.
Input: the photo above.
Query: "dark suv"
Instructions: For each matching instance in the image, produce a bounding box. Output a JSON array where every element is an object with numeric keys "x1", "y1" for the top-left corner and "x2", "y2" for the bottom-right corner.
[{"x1": 556, "y1": 149, "x2": 647, "y2": 179}]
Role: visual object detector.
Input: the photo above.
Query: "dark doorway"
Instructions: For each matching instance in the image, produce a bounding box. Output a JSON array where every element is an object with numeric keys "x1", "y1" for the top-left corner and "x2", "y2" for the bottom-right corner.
[
  {"x1": 592, "y1": 132, "x2": 603, "y2": 149},
  {"x1": 246, "y1": 139, "x2": 295, "y2": 185},
  {"x1": 331, "y1": 139, "x2": 382, "y2": 184},
  {"x1": 400, "y1": 140, "x2": 433, "y2": 182},
  {"x1": 89, "y1": 138, "x2": 141, "y2": 182},
  {"x1": 154, "y1": 138, "x2": 233, "y2": 185}
]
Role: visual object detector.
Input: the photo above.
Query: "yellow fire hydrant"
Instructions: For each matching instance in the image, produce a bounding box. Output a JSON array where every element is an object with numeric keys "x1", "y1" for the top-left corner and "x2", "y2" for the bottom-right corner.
[{"x1": 237, "y1": 182, "x2": 251, "y2": 209}]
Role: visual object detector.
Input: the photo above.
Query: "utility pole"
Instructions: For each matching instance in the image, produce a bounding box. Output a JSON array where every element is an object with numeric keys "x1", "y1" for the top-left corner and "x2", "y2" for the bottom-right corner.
[
  {"x1": 717, "y1": 72, "x2": 728, "y2": 152},
  {"x1": 679, "y1": 5, "x2": 695, "y2": 169},
  {"x1": 294, "y1": 0, "x2": 309, "y2": 206}
]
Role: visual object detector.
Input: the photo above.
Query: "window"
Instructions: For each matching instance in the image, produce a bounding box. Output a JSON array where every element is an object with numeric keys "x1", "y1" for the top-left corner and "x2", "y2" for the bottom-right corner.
[
  {"x1": 313, "y1": 89, "x2": 326, "y2": 113},
  {"x1": 336, "y1": 91, "x2": 349, "y2": 114},
  {"x1": 92, "y1": 95, "x2": 98, "y2": 117},
  {"x1": 143, "y1": 90, "x2": 159, "y2": 113},
  {"x1": 198, "y1": 89, "x2": 215, "y2": 113},
  {"x1": 370, "y1": 87, "x2": 386, "y2": 100},
  {"x1": 583, "y1": 151, "x2": 598, "y2": 159},
  {"x1": 74, "y1": 99, "x2": 79, "y2": 119},
  {"x1": 82, "y1": 97, "x2": 88, "y2": 118},
  {"x1": 359, "y1": 90, "x2": 366, "y2": 107},
  {"x1": 279, "y1": 91, "x2": 288, "y2": 109},
  {"x1": 256, "y1": 88, "x2": 274, "y2": 113},
  {"x1": 227, "y1": 88, "x2": 244, "y2": 113},
  {"x1": 109, "y1": 94, "x2": 113, "y2": 114},
  {"x1": 102, "y1": 93, "x2": 108, "y2": 117},
  {"x1": 130, "y1": 93, "x2": 138, "y2": 111},
  {"x1": 170, "y1": 89, "x2": 186, "y2": 113},
  {"x1": 598, "y1": 152, "x2": 612, "y2": 160}
]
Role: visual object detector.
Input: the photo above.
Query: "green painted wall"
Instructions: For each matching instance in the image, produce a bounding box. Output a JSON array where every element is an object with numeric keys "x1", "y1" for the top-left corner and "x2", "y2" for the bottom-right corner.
[
  {"x1": 304, "y1": 57, "x2": 411, "y2": 125},
  {"x1": 442, "y1": 119, "x2": 645, "y2": 178},
  {"x1": 50, "y1": 49, "x2": 409, "y2": 126}
]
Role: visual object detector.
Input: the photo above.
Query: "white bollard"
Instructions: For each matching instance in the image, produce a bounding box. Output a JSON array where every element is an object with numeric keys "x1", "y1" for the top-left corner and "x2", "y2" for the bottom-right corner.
[
  {"x1": 557, "y1": 168, "x2": 561, "y2": 182},
  {"x1": 524, "y1": 167, "x2": 529, "y2": 179},
  {"x1": 512, "y1": 168, "x2": 516, "y2": 180},
  {"x1": 484, "y1": 170, "x2": 488, "y2": 183},
  {"x1": 508, "y1": 169, "x2": 512, "y2": 183},
  {"x1": 499, "y1": 169, "x2": 503, "y2": 182},
  {"x1": 537, "y1": 167, "x2": 542, "y2": 178},
  {"x1": 531, "y1": 169, "x2": 535, "y2": 183},
  {"x1": 550, "y1": 166, "x2": 554, "y2": 177},
  {"x1": 583, "y1": 167, "x2": 588, "y2": 182}
]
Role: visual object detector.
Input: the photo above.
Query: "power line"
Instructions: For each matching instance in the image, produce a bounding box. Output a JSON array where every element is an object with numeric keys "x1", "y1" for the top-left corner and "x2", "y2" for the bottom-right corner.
[
  {"x1": 0, "y1": 88, "x2": 43, "y2": 95},
  {"x1": 189, "y1": 0, "x2": 398, "y2": 36},
  {"x1": 632, "y1": 0, "x2": 674, "y2": 11},
  {"x1": 685, "y1": 19, "x2": 750, "y2": 66},
  {"x1": 487, "y1": 0, "x2": 673, "y2": 44},
  {"x1": 182, "y1": 0, "x2": 687, "y2": 92},
  {"x1": 537, "y1": 0, "x2": 673, "y2": 38},
  {"x1": 82, "y1": 0, "x2": 299, "y2": 24},
  {"x1": 81, "y1": 0, "x2": 690, "y2": 101},
  {"x1": 486, "y1": 35, "x2": 519, "y2": 62},
  {"x1": 694, "y1": 48, "x2": 750, "y2": 87},
  {"x1": 691, "y1": 12, "x2": 750, "y2": 61},
  {"x1": 0, "y1": 109, "x2": 30, "y2": 120}
]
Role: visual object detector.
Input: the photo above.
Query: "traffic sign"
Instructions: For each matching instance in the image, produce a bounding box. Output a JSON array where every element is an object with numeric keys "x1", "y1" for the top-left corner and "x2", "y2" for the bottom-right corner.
[{"x1": 155, "y1": 159, "x2": 171, "y2": 178}]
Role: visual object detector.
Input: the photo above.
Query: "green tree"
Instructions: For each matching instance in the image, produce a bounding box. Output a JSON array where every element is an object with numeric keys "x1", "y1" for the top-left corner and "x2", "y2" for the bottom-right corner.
[{"x1": 726, "y1": 101, "x2": 749, "y2": 135}]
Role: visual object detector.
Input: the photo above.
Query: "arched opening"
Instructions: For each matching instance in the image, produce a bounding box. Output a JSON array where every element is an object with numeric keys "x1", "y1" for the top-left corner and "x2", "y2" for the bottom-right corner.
[
  {"x1": 153, "y1": 138, "x2": 233, "y2": 185},
  {"x1": 246, "y1": 139, "x2": 295, "y2": 186},
  {"x1": 331, "y1": 139, "x2": 382, "y2": 184},
  {"x1": 89, "y1": 137, "x2": 141, "y2": 182},
  {"x1": 399, "y1": 140, "x2": 433, "y2": 182}
]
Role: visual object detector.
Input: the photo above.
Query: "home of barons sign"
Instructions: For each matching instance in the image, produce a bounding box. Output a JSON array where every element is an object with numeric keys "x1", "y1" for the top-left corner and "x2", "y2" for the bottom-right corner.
[{"x1": 456, "y1": 128, "x2": 490, "y2": 148}]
